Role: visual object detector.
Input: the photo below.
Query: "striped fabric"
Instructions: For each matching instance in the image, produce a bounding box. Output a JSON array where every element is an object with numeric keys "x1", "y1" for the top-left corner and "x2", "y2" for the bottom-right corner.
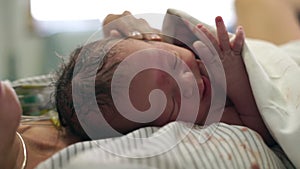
[
  {"x1": 11, "y1": 74, "x2": 55, "y2": 88},
  {"x1": 36, "y1": 122, "x2": 290, "y2": 169}
]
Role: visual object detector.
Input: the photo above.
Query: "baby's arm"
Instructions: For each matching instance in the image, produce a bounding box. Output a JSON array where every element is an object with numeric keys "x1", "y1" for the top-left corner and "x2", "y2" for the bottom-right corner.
[{"x1": 194, "y1": 17, "x2": 275, "y2": 146}]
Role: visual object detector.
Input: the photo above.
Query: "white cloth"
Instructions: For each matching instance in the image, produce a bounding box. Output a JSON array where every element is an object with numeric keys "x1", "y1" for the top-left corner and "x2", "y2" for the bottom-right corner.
[{"x1": 243, "y1": 39, "x2": 300, "y2": 168}]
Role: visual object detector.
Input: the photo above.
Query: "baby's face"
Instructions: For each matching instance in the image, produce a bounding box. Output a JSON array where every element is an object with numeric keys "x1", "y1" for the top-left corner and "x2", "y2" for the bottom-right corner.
[{"x1": 106, "y1": 39, "x2": 211, "y2": 133}]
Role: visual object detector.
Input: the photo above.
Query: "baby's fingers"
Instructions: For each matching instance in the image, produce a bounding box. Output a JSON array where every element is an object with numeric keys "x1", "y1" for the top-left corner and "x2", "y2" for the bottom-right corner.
[
  {"x1": 196, "y1": 24, "x2": 222, "y2": 55},
  {"x1": 193, "y1": 41, "x2": 215, "y2": 64},
  {"x1": 215, "y1": 16, "x2": 231, "y2": 53},
  {"x1": 193, "y1": 41, "x2": 225, "y2": 83},
  {"x1": 193, "y1": 41, "x2": 223, "y2": 75},
  {"x1": 232, "y1": 26, "x2": 245, "y2": 55}
]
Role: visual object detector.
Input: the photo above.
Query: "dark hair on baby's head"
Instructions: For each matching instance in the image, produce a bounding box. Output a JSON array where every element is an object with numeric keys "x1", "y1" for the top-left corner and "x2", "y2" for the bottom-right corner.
[{"x1": 55, "y1": 37, "x2": 122, "y2": 140}]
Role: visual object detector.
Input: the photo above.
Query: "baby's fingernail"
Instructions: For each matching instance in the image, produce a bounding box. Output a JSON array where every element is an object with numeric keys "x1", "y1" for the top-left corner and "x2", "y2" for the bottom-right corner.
[
  {"x1": 215, "y1": 16, "x2": 223, "y2": 25},
  {"x1": 239, "y1": 27, "x2": 245, "y2": 35},
  {"x1": 236, "y1": 26, "x2": 243, "y2": 33},
  {"x1": 236, "y1": 26, "x2": 245, "y2": 38}
]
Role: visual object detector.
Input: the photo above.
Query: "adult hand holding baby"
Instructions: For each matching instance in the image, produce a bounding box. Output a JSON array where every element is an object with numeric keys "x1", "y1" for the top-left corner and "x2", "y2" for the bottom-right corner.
[{"x1": 103, "y1": 11, "x2": 162, "y2": 41}]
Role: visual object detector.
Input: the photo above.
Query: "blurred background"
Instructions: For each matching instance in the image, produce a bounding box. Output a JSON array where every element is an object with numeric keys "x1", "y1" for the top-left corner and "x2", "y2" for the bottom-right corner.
[{"x1": 0, "y1": 0, "x2": 236, "y2": 81}]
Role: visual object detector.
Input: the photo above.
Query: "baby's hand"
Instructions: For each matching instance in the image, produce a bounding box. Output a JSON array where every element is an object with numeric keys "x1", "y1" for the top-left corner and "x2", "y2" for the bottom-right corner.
[
  {"x1": 193, "y1": 16, "x2": 276, "y2": 146},
  {"x1": 193, "y1": 16, "x2": 246, "y2": 95},
  {"x1": 103, "y1": 11, "x2": 162, "y2": 41}
]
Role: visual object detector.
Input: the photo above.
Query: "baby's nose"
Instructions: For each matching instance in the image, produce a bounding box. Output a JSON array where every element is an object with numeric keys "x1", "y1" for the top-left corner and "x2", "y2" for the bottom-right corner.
[{"x1": 180, "y1": 72, "x2": 196, "y2": 98}]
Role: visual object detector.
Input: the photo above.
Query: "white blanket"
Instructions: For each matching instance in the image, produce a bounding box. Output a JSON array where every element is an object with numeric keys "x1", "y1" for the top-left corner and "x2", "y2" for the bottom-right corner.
[{"x1": 243, "y1": 39, "x2": 300, "y2": 168}]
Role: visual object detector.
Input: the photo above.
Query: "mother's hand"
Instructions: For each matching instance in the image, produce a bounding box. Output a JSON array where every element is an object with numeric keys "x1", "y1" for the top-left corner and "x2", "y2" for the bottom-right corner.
[{"x1": 103, "y1": 11, "x2": 162, "y2": 41}]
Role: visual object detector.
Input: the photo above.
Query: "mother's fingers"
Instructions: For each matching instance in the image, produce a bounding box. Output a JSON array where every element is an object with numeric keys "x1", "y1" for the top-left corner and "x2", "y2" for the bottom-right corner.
[
  {"x1": 143, "y1": 33, "x2": 162, "y2": 41},
  {"x1": 103, "y1": 11, "x2": 132, "y2": 25},
  {"x1": 103, "y1": 11, "x2": 162, "y2": 41},
  {"x1": 127, "y1": 31, "x2": 143, "y2": 39}
]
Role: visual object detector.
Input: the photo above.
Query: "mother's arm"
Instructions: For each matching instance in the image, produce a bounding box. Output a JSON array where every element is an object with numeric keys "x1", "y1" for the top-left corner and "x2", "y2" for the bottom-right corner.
[{"x1": 0, "y1": 81, "x2": 23, "y2": 169}]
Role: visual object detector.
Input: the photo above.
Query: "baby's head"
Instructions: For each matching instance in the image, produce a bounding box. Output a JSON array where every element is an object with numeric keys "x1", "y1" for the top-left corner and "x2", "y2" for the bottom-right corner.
[
  {"x1": 55, "y1": 37, "x2": 211, "y2": 140},
  {"x1": 55, "y1": 37, "x2": 120, "y2": 140}
]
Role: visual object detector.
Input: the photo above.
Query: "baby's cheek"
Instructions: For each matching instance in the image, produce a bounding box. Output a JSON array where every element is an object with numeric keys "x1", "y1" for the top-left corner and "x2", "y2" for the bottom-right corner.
[{"x1": 151, "y1": 103, "x2": 173, "y2": 126}]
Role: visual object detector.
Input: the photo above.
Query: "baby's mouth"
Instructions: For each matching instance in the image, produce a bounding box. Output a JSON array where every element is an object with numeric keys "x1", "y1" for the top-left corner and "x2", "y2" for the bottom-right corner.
[
  {"x1": 196, "y1": 59, "x2": 210, "y2": 100},
  {"x1": 196, "y1": 59, "x2": 209, "y2": 77},
  {"x1": 169, "y1": 97, "x2": 178, "y2": 122},
  {"x1": 201, "y1": 76, "x2": 209, "y2": 100}
]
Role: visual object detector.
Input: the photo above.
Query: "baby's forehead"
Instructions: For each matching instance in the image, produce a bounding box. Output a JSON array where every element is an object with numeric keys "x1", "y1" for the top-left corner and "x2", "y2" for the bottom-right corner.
[
  {"x1": 114, "y1": 39, "x2": 153, "y2": 56},
  {"x1": 112, "y1": 38, "x2": 183, "y2": 59}
]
